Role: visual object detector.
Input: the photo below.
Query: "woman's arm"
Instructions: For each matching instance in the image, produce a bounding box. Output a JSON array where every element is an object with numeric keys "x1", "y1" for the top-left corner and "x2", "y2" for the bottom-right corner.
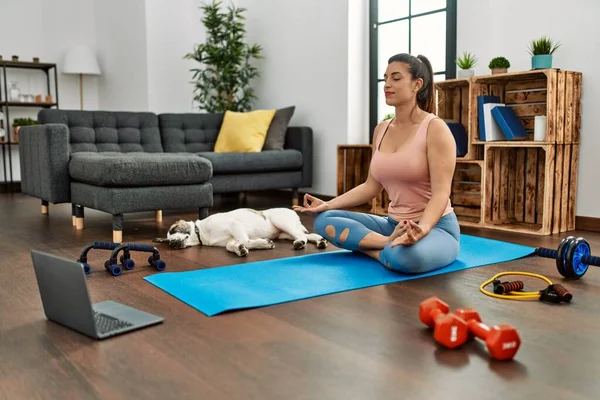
[
  {"x1": 418, "y1": 118, "x2": 457, "y2": 234},
  {"x1": 325, "y1": 123, "x2": 387, "y2": 210}
]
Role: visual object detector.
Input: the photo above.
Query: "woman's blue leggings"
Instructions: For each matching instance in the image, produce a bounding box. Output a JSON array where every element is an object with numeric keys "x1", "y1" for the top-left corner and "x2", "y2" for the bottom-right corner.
[{"x1": 313, "y1": 210, "x2": 461, "y2": 274}]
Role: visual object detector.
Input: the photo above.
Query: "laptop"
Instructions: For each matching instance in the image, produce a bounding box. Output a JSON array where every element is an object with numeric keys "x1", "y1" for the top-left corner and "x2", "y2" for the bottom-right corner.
[{"x1": 31, "y1": 250, "x2": 164, "y2": 339}]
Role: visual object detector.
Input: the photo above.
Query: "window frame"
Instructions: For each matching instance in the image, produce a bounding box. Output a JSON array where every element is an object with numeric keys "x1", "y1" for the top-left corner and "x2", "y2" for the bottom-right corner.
[{"x1": 368, "y1": 0, "x2": 457, "y2": 140}]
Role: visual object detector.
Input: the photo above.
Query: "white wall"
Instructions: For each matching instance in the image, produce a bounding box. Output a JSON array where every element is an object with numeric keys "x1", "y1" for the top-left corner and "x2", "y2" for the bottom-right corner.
[
  {"x1": 347, "y1": 0, "x2": 370, "y2": 146},
  {"x1": 0, "y1": 0, "x2": 99, "y2": 182},
  {"x1": 237, "y1": 0, "x2": 352, "y2": 196},
  {"x1": 94, "y1": 0, "x2": 149, "y2": 111},
  {"x1": 457, "y1": 0, "x2": 600, "y2": 218},
  {"x1": 145, "y1": 0, "x2": 205, "y2": 113}
]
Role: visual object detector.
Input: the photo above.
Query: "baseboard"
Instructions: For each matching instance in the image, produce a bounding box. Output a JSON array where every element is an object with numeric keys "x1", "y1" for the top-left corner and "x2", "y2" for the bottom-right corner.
[{"x1": 575, "y1": 216, "x2": 600, "y2": 232}]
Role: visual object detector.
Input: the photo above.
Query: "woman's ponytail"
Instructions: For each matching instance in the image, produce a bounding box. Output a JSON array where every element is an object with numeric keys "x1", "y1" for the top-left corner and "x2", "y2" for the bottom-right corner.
[{"x1": 416, "y1": 54, "x2": 435, "y2": 113}]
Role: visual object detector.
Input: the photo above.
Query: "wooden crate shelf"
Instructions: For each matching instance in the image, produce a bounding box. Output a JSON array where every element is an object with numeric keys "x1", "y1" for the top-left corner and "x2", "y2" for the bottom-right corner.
[
  {"x1": 471, "y1": 69, "x2": 582, "y2": 144},
  {"x1": 482, "y1": 143, "x2": 579, "y2": 235},
  {"x1": 483, "y1": 144, "x2": 554, "y2": 235},
  {"x1": 435, "y1": 78, "x2": 482, "y2": 160},
  {"x1": 452, "y1": 160, "x2": 483, "y2": 227},
  {"x1": 336, "y1": 69, "x2": 582, "y2": 235}
]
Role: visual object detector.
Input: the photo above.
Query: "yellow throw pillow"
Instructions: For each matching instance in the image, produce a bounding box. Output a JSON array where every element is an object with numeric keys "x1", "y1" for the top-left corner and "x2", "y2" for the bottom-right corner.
[{"x1": 214, "y1": 109, "x2": 276, "y2": 153}]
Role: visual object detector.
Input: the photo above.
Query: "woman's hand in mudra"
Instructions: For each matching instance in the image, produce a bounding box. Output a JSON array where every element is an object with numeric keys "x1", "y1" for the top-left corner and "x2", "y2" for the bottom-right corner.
[
  {"x1": 293, "y1": 193, "x2": 329, "y2": 214},
  {"x1": 390, "y1": 220, "x2": 430, "y2": 247}
]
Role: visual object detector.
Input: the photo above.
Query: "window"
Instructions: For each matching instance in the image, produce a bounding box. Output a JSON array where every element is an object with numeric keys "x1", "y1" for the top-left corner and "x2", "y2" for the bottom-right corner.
[{"x1": 369, "y1": 0, "x2": 457, "y2": 138}]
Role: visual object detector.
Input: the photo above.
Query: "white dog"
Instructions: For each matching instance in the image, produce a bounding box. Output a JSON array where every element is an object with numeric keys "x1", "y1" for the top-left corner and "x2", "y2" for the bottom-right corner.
[{"x1": 153, "y1": 207, "x2": 328, "y2": 256}]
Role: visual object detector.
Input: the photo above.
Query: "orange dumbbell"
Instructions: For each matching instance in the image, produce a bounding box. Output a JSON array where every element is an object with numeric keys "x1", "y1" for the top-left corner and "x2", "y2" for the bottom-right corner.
[
  {"x1": 454, "y1": 307, "x2": 521, "y2": 361},
  {"x1": 419, "y1": 297, "x2": 469, "y2": 350}
]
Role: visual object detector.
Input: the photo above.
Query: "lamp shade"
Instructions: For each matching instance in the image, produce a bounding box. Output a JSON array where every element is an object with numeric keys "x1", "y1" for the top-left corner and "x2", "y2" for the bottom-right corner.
[{"x1": 62, "y1": 45, "x2": 101, "y2": 75}]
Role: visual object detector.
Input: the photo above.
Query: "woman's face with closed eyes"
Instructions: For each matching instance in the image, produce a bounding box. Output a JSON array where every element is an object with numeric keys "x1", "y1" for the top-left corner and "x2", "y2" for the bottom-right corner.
[{"x1": 383, "y1": 61, "x2": 423, "y2": 107}]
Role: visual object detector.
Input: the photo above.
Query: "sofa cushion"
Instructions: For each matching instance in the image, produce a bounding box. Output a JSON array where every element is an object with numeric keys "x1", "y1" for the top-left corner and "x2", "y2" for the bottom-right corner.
[
  {"x1": 38, "y1": 109, "x2": 164, "y2": 154},
  {"x1": 263, "y1": 106, "x2": 295, "y2": 150},
  {"x1": 213, "y1": 109, "x2": 275, "y2": 153},
  {"x1": 69, "y1": 152, "x2": 212, "y2": 187},
  {"x1": 159, "y1": 113, "x2": 224, "y2": 153},
  {"x1": 195, "y1": 149, "x2": 303, "y2": 174}
]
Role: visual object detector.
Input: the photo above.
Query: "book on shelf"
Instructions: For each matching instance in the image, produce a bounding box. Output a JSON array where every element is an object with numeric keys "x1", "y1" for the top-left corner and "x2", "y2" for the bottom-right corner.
[
  {"x1": 478, "y1": 95, "x2": 501, "y2": 140},
  {"x1": 478, "y1": 95, "x2": 528, "y2": 141},
  {"x1": 444, "y1": 120, "x2": 468, "y2": 156},
  {"x1": 491, "y1": 107, "x2": 528, "y2": 140},
  {"x1": 482, "y1": 102, "x2": 506, "y2": 141}
]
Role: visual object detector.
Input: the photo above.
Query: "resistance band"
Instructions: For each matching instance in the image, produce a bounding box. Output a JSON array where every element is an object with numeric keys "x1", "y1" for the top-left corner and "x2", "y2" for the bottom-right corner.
[{"x1": 480, "y1": 271, "x2": 573, "y2": 303}]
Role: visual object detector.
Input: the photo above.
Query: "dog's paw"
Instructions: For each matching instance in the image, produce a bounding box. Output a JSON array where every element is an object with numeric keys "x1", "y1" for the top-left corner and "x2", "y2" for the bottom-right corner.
[
  {"x1": 236, "y1": 244, "x2": 249, "y2": 257},
  {"x1": 316, "y1": 239, "x2": 328, "y2": 249},
  {"x1": 293, "y1": 239, "x2": 307, "y2": 250},
  {"x1": 265, "y1": 238, "x2": 275, "y2": 249}
]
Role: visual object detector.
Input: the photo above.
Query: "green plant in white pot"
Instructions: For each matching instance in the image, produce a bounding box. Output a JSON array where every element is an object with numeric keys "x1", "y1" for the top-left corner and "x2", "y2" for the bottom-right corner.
[
  {"x1": 456, "y1": 51, "x2": 477, "y2": 78},
  {"x1": 528, "y1": 36, "x2": 561, "y2": 70},
  {"x1": 489, "y1": 57, "x2": 510, "y2": 74}
]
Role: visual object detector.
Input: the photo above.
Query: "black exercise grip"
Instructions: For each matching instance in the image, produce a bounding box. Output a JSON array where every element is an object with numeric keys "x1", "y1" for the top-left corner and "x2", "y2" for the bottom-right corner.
[
  {"x1": 581, "y1": 254, "x2": 600, "y2": 266},
  {"x1": 535, "y1": 247, "x2": 557, "y2": 259},
  {"x1": 553, "y1": 284, "x2": 573, "y2": 302},
  {"x1": 94, "y1": 241, "x2": 119, "y2": 250},
  {"x1": 494, "y1": 280, "x2": 524, "y2": 294},
  {"x1": 127, "y1": 243, "x2": 154, "y2": 252}
]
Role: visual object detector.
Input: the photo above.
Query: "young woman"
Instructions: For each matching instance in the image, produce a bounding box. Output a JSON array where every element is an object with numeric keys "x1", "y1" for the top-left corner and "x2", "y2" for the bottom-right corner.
[{"x1": 293, "y1": 53, "x2": 460, "y2": 274}]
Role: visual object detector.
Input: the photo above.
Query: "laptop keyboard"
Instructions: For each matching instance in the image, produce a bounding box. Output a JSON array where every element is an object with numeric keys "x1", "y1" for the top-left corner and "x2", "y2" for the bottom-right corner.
[{"x1": 93, "y1": 311, "x2": 134, "y2": 334}]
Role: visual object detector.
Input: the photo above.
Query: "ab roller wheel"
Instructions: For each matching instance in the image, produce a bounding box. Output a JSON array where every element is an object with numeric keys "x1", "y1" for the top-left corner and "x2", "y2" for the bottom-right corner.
[
  {"x1": 78, "y1": 241, "x2": 167, "y2": 276},
  {"x1": 535, "y1": 235, "x2": 600, "y2": 280}
]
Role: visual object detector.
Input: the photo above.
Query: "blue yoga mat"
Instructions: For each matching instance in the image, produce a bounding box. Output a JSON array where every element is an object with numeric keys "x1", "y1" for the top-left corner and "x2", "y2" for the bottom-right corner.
[{"x1": 144, "y1": 234, "x2": 535, "y2": 316}]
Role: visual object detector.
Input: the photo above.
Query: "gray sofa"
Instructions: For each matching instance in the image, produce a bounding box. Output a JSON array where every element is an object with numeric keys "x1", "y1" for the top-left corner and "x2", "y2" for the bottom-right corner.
[{"x1": 18, "y1": 109, "x2": 313, "y2": 242}]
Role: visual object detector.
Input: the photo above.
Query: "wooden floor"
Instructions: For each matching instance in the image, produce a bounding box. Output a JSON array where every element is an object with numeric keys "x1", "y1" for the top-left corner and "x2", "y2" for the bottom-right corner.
[{"x1": 1, "y1": 192, "x2": 600, "y2": 400}]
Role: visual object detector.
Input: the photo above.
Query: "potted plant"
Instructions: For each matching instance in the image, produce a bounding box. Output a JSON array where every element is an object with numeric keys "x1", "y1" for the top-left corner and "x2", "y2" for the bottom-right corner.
[
  {"x1": 456, "y1": 51, "x2": 477, "y2": 78},
  {"x1": 184, "y1": 0, "x2": 263, "y2": 112},
  {"x1": 528, "y1": 36, "x2": 561, "y2": 70},
  {"x1": 489, "y1": 57, "x2": 510, "y2": 74},
  {"x1": 12, "y1": 117, "x2": 37, "y2": 142}
]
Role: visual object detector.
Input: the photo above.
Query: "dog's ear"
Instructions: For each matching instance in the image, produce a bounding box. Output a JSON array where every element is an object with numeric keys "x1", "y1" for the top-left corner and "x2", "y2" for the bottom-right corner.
[
  {"x1": 152, "y1": 238, "x2": 170, "y2": 243},
  {"x1": 168, "y1": 220, "x2": 191, "y2": 235}
]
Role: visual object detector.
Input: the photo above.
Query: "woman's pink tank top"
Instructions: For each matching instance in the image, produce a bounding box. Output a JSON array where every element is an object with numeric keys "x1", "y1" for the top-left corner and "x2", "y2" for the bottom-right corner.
[{"x1": 370, "y1": 113, "x2": 453, "y2": 222}]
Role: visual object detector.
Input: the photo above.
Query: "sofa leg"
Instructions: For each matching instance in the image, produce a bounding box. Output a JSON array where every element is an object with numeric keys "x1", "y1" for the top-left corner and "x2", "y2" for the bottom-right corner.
[
  {"x1": 75, "y1": 205, "x2": 85, "y2": 230},
  {"x1": 71, "y1": 204, "x2": 77, "y2": 226},
  {"x1": 41, "y1": 200, "x2": 49, "y2": 215},
  {"x1": 292, "y1": 188, "x2": 299, "y2": 206},
  {"x1": 238, "y1": 191, "x2": 247, "y2": 205},
  {"x1": 113, "y1": 213, "x2": 123, "y2": 243},
  {"x1": 155, "y1": 210, "x2": 162, "y2": 223},
  {"x1": 199, "y1": 207, "x2": 209, "y2": 220}
]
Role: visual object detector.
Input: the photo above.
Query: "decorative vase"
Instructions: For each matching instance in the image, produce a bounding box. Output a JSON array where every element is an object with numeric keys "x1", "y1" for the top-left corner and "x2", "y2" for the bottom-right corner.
[
  {"x1": 457, "y1": 69, "x2": 474, "y2": 78},
  {"x1": 491, "y1": 68, "x2": 508, "y2": 75},
  {"x1": 532, "y1": 54, "x2": 553, "y2": 69}
]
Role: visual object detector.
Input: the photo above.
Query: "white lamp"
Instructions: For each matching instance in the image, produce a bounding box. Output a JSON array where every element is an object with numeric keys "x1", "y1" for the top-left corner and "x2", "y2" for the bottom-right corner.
[{"x1": 62, "y1": 45, "x2": 101, "y2": 110}]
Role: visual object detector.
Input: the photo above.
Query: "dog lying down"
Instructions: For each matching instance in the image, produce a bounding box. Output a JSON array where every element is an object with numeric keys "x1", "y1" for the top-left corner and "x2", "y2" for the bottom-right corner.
[{"x1": 153, "y1": 207, "x2": 328, "y2": 256}]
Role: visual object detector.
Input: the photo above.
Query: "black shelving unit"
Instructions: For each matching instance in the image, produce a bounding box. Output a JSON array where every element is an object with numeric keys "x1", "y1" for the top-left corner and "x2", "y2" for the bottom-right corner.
[{"x1": 0, "y1": 59, "x2": 59, "y2": 193}]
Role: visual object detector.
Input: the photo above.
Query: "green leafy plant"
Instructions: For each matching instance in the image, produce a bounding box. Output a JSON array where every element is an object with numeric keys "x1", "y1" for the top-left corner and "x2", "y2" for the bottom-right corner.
[
  {"x1": 456, "y1": 51, "x2": 477, "y2": 69},
  {"x1": 488, "y1": 57, "x2": 511, "y2": 69},
  {"x1": 184, "y1": 0, "x2": 263, "y2": 112},
  {"x1": 528, "y1": 36, "x2": 561, "y2": 55},
  {"x1": 382, "y1": 113, "x2": 394, "y2": 121},
  {"x1": 12, "y1": 117, "x2": 37, "y2": 126}
]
